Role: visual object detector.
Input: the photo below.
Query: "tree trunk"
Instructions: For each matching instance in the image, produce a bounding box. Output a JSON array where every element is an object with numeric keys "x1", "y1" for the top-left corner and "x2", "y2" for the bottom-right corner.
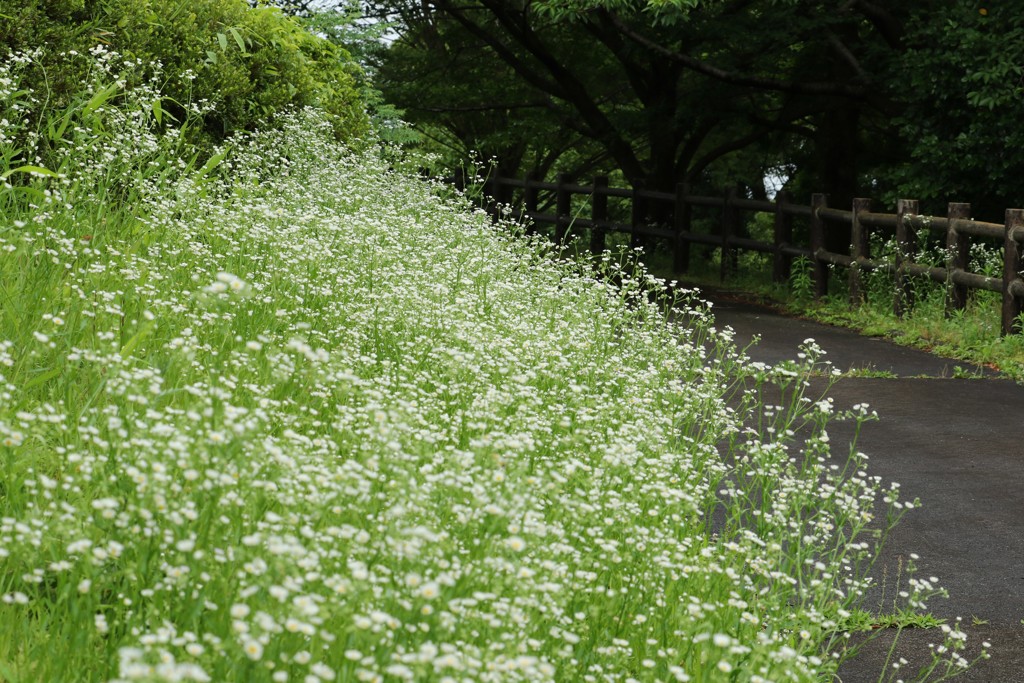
[{"x1": 815, "y1": 102, "x2": 861, "y2": 256}]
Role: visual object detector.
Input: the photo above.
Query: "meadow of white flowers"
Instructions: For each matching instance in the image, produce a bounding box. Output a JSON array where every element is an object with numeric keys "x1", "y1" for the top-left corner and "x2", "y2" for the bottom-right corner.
[{"x1": 0, "y1": 49, "x2": 977, "y2": 682}]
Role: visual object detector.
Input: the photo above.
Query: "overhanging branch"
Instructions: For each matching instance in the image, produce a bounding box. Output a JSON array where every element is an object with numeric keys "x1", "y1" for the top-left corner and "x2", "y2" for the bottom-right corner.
[
  {"x1": 605, "y1": 12, "x2": 870, "y2": 99},
  {"x1": 431, "y1": 0, "x2": 648, "y2": 180}
]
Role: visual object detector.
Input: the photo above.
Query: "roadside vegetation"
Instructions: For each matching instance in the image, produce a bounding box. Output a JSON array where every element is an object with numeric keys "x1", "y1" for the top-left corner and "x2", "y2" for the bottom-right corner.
[
  {"x1": 369, "y1": 0, "x2": 1024, "y2": 385},
  {"x1": 0, "y1": 5, "x2": 989, "y2": 683},
  {"x1": 660, "y1": 240, "x2": 1024, "y2": 381}
]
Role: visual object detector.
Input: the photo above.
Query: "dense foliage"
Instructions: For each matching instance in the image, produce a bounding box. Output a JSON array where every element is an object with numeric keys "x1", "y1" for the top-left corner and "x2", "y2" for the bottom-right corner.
[
  {"x1": 371, "y1": 0, "x2": 1024, "y2": 221},
  {"x1": 0, "y1": 0, "x2": 368, "y2": 152},
  {"x1": 0, "y1": 44, "x2": 983, "y2": 682},
  {"x1": 887, "y1": 1, "x2": 1024, "y2": 218}
]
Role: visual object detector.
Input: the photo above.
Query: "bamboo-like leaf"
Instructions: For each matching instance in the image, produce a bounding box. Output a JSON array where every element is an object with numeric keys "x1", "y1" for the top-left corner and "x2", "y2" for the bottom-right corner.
[
  {"x1": 3, "y1": 186, "x2": 47, "y2": 203},
  {"x1": 0, "y1": 660, "x2": 18, "y2": 681},
  {"x1": 196, "y1": 148, "x2": 230, "y2": 180},
  {"x1": 218, "y1": 32, "x2": 228, "y2": 52},
  {"x1": 48, "y1": 109, "x2": 76, "y2": 142},
  {"x1": 1, "y1": 165, "x2": 58, "y2": 181},
  {"x1": 228, "y1": 27, "x2": 248, "y2": 53},
  {"x1": 83, "y1": 82, "x2": 120, "y2": 118},
  {"x1": 24, "y1": 366, "x2": 62, "y2": 391},
  {"x1": 152, "y1": 97, "x2": 163, "y2": 124},
  {"x1": 120, "y1": 322, "x2": 156, "y2": 360}
]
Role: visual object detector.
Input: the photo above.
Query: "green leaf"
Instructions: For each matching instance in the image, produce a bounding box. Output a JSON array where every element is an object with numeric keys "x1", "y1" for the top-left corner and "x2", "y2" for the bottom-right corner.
[
  {"x1": 228, "y1": 26, "x2": 248, "y2": 53},
  {"x1": 206, "y1": 50, "x2": 219, "y2": 65},
  {"x1": 120, "y1": 322, "x2": 156, "y2": 360},
  {"x1": 196, "y1": 148, "x2": 230, "y2": 180},
  {"x1": 24, "y1": 366, "x2": 62, "y2": 391},
  {"x1": 218, "y1": 32, "x2": 229, "y2": 52},
  {"x1": 83, "y1": 81, "x2": 120, "y2": 118},
  {"x1": 0, "y1": 660, "x2": 18, "y2": 682},
  {"x1": 0, "y1": 165, "x2": 58, "y2": 181},
  {"x1": 152, "y1": 97, "x2": 163, "y2": 125},
  {"x1": 47, "y1": 108, "x2": 76, "y2": 142},
  {"x1": 3, "y1": 186, "x2": 47, "y2": 203}
]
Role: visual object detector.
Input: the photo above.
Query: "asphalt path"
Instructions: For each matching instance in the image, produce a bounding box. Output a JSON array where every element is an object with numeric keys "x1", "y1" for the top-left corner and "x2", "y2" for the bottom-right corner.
[{"x1": 698, "y1": 289, "x2": 1024, "y2": 682}]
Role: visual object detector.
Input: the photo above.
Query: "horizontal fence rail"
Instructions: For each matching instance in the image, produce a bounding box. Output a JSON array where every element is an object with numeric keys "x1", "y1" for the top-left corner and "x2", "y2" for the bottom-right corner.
[{"x1": 473, "y1": 173, "x2": 1024, "y2": 335}]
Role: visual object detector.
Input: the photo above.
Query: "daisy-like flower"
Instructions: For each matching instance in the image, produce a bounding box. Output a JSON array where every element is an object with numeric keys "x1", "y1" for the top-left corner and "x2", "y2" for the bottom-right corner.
[
  {"x1": 242, "y1": 638, "x2": 263, "y2": 661},
  {"x1": 419, "y1": 582, "x2": 440, "y2": 600}
]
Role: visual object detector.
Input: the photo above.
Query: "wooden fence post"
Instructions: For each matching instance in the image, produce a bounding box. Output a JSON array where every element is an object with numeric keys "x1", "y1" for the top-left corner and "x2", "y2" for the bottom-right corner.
[
  {"x1": 772, "y1": 190, "x2": 793, "y2": 283},
  {"x1": 673, "y1": 182, "x2": 692, "y2": 274},
  {"x1": 630, "y1": 180, "x2": 645, "y2": 250},
  {"x1": 848, "y1": 198, "x2": 872, "y2": 305},
  {"x1": 894, "y1": 198, "x2": 919, "y2": 318},
  {"x1": 720, "y1": 186, "x2": 739, "y2": 283},
  {"x1": 555, "y1": 172, "x2": 571, "y2": 244},
  {"x1": 1001, "y1": 208, "x2": 1024, "y2": 335},
  {"x1": 945, "y1": 202, "x2": 971, "y2": 315},
  {"x1": 590, "y1": 176, "x2": 609, "y2": 257},
  {"x1": 810, "y1": 193, "x2": 829, "y2": 299}
]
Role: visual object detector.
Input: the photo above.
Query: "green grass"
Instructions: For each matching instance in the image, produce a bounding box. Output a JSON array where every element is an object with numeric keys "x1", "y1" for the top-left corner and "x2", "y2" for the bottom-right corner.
[
  {"x1": 840, "y1": 608, "x2": 946, "y2": 632},
  {"x1": 649, "y1": 243, "x2": 1024, "y2": 381},
  {"x1": 0, "y1": 48, "x2": 989, "y2": 682}
]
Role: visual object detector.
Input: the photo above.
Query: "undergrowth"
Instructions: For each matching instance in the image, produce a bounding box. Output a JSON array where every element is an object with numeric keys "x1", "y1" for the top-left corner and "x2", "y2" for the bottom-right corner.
[
  {"x1": 0, "y1": 46, "x2": 987, "y2": 682},
  {"x1": 663, "y1": 240, "x2": 1024, "y2": 381}
]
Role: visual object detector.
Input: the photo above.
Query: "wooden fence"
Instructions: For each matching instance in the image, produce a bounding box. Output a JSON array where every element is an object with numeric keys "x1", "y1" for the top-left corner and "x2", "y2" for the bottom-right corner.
[{"x1": 478, "y1": 173, "x2": 1024, "y2": 336}]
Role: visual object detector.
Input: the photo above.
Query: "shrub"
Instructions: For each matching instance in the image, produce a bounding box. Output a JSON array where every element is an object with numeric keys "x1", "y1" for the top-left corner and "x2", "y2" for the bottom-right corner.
[
  {"x1": 97, "y1": 0, "x2": 368, "y2": 142},
  {"x1": 0, "y1": 0, "x2": 368, "y2": 151}
]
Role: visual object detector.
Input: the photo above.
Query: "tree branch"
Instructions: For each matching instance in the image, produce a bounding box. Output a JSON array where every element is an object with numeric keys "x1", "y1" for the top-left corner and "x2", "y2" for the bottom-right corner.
[
  {"x1": 851, "y1": 0, "x2": 906, "y2": 49},
  {"x1": 606, "y1": 12, "x2": 869, "y2": 99},
  {"x1": 673, "y1": 120, "x2": 716, "y2": 179},
  {"x1": 432, "y1": 0, "x2": 648, "y2": 180},
  {"x1": 685, "y1": 126, "x2": 776, "y2": 182},
  {"x1": 825, "y1": 30, "x2": 869, "y2": 82},
  {"x1": 583, "y1": 13, "x2": 655, "y2": 107},
  {"x1": 409, "y1": 101, "x2": 553, "y2": 114}
]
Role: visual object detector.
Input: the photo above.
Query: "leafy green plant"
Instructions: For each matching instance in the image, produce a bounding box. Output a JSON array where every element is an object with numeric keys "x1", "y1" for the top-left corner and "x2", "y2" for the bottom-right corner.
[
  {"x1": 840, "y1": 608, "x2": 946, "y2": 632},
  {"x1": 0, "y1": 46, "x2": 988, "y2": 683},
  {"x1": 789, "y1": 255, "x2": 815, "y2": 305},
  {"x1": 0, "y1": 0, "x2": 368, "y2": 154},
  {"x1": 657, "y1": 228, "x2": 1024, "y2": 380}
]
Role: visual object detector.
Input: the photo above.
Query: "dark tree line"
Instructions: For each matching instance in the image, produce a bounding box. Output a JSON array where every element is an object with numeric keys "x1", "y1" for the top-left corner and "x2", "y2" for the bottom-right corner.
[
  {"x1": 259, "y1": 0, "x2": 1024, "y2": 223},
  {"x1": 366, "y1": 3, "x2": 897, "y2": 255}
]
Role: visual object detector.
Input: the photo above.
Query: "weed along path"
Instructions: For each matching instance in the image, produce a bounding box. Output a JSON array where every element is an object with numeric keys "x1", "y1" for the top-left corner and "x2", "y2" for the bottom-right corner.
[{"x1": 701, "y1": 290, "x2": 1024, "y2": 682}]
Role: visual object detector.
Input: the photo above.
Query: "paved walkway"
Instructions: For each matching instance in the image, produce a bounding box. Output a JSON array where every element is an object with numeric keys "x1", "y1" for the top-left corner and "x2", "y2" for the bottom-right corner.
[{"x1": 700, "y1": 289, "x2": 1024, "y2": 682}]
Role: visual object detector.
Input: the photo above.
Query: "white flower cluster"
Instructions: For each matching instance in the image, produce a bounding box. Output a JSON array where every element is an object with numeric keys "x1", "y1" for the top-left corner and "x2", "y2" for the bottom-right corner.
[{"x1": 0, "y1": 47, "x2": 979, "y2": 682}]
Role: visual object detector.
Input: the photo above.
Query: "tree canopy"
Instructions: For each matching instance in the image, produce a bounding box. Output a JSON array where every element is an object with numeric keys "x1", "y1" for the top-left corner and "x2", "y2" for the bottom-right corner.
[{"x1": 368, "y1": 0, "x2": 1024, "y2": 220}]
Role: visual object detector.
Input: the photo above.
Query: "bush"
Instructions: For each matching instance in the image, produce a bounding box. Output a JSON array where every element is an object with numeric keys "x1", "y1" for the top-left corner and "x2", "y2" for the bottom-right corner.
[
  {"x1": 0, "y1": 0, "x2": 368, "y2": 149},
  {"x1": 98, "y1": 0, "x2": 368, "y2": 142}
]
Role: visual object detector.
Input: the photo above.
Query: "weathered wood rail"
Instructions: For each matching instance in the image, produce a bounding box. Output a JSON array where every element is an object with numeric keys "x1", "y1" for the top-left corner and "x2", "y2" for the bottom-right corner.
[{"x1": 478, "y1": 173, "x2": 1024, "y2": 335}]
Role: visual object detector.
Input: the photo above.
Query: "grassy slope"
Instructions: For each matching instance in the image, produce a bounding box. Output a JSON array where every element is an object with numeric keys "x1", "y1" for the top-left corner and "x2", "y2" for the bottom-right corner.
[{"x1": 0, "y1": 55, "x2": 981, "y2": 683}]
